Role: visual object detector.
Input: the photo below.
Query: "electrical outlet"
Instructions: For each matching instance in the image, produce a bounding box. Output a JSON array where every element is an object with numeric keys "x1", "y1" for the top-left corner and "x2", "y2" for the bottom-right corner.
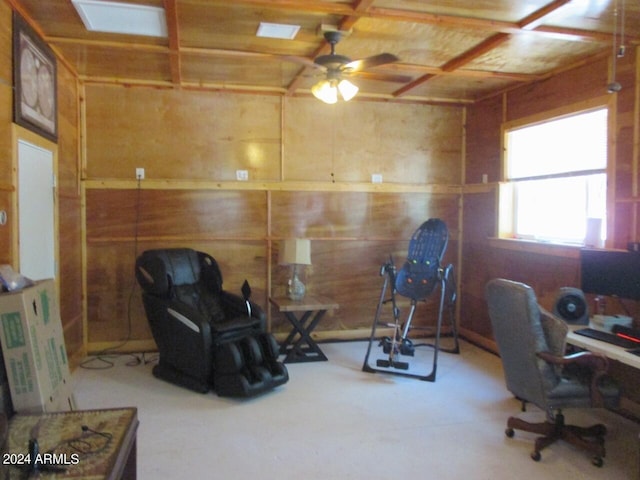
[
  {"x1": 371, "y1": 173, "x2": 383, "y2": 184},
  {"x1": 236, "y1": 170, "x2": 249, "y2": 181},
  {"x1": 136, "y1": 168, "x2": 145, "y2": 180}
]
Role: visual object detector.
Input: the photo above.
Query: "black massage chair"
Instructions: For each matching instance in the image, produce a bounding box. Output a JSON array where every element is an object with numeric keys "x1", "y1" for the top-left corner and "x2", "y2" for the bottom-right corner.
[{"x1": 135, "y1": 248, "x2": 288, "y2": 397}]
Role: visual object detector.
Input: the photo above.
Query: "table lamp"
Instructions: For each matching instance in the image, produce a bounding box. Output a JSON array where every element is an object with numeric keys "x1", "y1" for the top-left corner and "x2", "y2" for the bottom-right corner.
[{"x1": 279, "y1": 238, "x2": 311, "y2": 301}]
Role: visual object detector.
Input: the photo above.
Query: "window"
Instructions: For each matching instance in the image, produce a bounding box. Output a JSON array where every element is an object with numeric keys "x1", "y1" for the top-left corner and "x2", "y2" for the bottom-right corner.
[{"x1": 501, "y1": 107, "x2": 608, "y2": 245}]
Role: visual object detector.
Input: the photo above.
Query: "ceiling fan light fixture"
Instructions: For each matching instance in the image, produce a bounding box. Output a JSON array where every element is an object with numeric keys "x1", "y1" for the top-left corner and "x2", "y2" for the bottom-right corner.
[
  {"x1": 312, "y1": 78, "x2": 358, "y2": 104},
  {"x1": 337, "y1": 79, "x2": 358, "y2": 101},
  {"x1": 312, "y1": 80, "x2": 338, "y2": 104}
]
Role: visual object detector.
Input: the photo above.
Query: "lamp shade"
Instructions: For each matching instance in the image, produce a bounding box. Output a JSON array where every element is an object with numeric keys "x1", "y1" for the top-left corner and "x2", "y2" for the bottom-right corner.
[{"x1": 279, "y1": 238, "x2": 311, "y2": 265}]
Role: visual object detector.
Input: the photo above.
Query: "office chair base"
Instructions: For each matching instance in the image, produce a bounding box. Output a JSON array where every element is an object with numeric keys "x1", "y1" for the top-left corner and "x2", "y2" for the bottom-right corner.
[{"x1": 505, "y1": 413, "x2": 606, "y2": 466}]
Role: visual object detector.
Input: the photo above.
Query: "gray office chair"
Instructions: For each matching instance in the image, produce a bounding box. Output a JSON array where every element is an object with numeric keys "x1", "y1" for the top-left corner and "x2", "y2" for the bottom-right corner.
[{"x1": 485, "y1": 278, "x2": 620, "y2": 466}]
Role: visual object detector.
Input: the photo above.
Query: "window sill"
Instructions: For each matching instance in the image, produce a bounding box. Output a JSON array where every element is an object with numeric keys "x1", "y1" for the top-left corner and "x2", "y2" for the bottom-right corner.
[{"x1": 488, "y1": 237, "x2": 581, "y2": 259}]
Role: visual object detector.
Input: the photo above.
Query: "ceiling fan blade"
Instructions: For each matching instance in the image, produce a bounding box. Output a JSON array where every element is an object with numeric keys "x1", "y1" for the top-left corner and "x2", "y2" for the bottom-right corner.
[
  {"x1": 344, "y1": 53, "x2": 399, "y2": 72},
  {"x1": 348, "y1": 70, "x2": 413, "y2": 83},
  {"x1": 282, "y1": 55, "x2": 326, "y2": 70}
]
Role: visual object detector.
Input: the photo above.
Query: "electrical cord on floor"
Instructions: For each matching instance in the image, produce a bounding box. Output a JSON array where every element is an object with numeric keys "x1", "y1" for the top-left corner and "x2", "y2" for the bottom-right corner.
[{"x1": 80, "y1": 351, "x2": 158, "y2": 370}]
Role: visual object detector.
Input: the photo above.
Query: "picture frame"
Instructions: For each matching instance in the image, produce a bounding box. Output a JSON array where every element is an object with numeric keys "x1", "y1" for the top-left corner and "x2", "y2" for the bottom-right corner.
[{"x1": 13, "y1": 12, "x2": 58, "y2": 142}]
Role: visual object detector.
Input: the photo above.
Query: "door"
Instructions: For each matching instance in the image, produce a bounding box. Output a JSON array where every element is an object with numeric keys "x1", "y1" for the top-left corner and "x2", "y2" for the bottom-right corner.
[{"x1": 18, "y1": 139, "x2": 56, "y2": 280}]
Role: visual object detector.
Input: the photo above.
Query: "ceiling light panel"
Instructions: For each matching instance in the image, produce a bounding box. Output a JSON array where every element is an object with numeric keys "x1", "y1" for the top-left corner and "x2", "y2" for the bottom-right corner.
[
  {"x1": 72, "y1": 0, "x2": 168, "y2": 38},
  {"x1": 256, "y1": 22, "x2": 300, "y2": 40}
]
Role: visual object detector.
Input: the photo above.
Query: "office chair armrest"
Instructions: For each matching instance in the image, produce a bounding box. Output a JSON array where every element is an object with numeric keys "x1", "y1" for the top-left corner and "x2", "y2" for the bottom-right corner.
[
  {"x1": 537, "y1": 350, "x2": 610, "y2": 406},
  {"x1": 537, "y1": 350, "x2": 608, "y2": 370}
]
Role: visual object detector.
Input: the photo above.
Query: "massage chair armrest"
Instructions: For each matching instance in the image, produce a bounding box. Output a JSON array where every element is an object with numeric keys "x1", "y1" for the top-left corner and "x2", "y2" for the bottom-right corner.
[
  {"x1": 219, "y1": 291, "x2": 266, "y2": 330},
  {"x1": 537, "y1": 350, "x2": 610, "y2": 406},
  {"x1": 164, "y1": 302, "x2": 212, "y2": 340}
]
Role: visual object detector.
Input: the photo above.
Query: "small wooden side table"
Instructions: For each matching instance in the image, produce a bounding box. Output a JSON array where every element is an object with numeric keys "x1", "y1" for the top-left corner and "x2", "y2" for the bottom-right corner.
[
  {"x1": 7, "y1": 407, "x2": 138, "y2": 479},
  {"x1": 270, "y1": 295, "x2": 339, "y2": 363}
]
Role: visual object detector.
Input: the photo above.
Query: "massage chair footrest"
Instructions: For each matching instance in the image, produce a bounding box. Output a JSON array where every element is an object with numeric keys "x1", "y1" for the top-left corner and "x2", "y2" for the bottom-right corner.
[{"x1": 213, "y1": 333, "x2": 289, "y2": 397}]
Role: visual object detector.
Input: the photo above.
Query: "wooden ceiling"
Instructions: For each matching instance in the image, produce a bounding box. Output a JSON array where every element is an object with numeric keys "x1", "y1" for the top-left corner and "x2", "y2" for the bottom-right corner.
[{"x1": 9, "y1": 0, "x2": 640, "y2": 104}]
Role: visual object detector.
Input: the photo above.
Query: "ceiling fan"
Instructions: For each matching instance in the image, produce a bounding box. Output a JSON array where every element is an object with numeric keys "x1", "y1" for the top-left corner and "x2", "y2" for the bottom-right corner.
[{"x1": 306, "y1": 30, "x2": 409, "y2": 103}]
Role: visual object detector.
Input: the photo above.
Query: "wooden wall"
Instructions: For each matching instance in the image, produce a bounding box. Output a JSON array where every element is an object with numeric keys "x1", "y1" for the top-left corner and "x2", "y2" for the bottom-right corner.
[
  {"x1": 461, "y1": 48, "x2": 640, "y2": 350},
  {"x1": 83, "y1": 85, "x2": 463, "y2": 351},
  {"x1": 3, "y1": 0, "x2": 637, "y2": 368},
  {"x1": 0, "y1": 3, "x2": 84, "y2": 366},
  {"x1": 0, "y1": 2, "x2": 13, "y2": 266}
]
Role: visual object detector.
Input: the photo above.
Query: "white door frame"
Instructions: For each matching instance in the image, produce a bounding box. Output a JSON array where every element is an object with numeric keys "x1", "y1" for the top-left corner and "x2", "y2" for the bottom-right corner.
[{"x1": 12, "y1": 125, "x2": 59, "y2": 281}]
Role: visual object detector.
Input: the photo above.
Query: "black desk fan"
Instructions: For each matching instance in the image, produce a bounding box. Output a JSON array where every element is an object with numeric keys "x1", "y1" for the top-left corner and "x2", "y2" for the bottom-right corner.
[{"x1": 553, "y1": 287, "x2": 589, "y2": 325}]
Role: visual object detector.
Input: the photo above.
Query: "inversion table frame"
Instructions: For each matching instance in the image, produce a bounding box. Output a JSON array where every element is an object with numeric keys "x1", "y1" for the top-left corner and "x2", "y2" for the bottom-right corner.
[{"x1": 362, "y1": 219, "x2": 460, "y2": 382}]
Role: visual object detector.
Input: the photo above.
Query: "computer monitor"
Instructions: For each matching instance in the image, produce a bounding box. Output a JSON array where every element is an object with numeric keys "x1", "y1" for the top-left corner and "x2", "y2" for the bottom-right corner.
[{"x1": 580, "y1": 248, "x2": 640, "y2": 300}]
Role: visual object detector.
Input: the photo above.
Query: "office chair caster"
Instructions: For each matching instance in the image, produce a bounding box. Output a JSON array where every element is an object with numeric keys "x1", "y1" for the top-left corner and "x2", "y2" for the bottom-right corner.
[
  {"x1": 531, "y1": 451, "x2": 541, "y2": 462},
  {"x1": 592, "y1": 456, "x2": 604, "y2": 467}
]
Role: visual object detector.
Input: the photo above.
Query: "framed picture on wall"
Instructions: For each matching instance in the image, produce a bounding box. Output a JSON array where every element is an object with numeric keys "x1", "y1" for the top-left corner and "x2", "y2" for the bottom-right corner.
[{"x1": 12, "y1": 12, "x2": 58, "y2": 142}]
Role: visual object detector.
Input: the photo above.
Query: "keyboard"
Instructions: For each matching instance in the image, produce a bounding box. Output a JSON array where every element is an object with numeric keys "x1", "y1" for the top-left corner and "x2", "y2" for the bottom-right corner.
[{"x1": 573, "y1": 327, "x2": 640, "y2": 350}]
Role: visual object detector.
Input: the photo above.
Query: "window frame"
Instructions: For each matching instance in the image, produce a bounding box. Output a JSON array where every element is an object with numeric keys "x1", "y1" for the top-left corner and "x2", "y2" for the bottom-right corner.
[{"x1": 498, "y1": 96, "x2": 615, "y2": 247}]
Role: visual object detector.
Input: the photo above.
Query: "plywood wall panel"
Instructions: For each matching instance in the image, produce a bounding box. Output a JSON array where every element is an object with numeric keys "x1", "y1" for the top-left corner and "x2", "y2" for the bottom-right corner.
[
  {"x1": 270, "y1": 191, "x2": 459, "y2": 240},
  {"x1": 79, "y1": 81, "x2": 466, "y2": 346},
  {"x1": 0, "y1": 190, "x2": 11, "y2": 264},
  {"x1": 0, "y1": 86, "x2": 12, "y2": 186},
  {"x1": 459, "y1": 190, "x2": 496, "y2": 334},
  {"x1": 85, "y1": 86, "x2": 281, "y2": 181},
  {"x1": 613, "y1": 202, "x2": 634, "y2": 249},
  {"x1": 613, "y1": 52, "x2": 638, "y2": 200},
  {"x1": 283, "y1": 97, "x2": 463, "y2": 184},
  {"x1": 0, "y1": 2, "x2": 10, "y2": 85},
  {"x1": 86, "y1": 189, "x2": 267, "y2": 240},
  {"x1": 465, "y1": 96, "x2": 503, "y2": 184},
  {"x1": 506, "y1": 57, "x2": 608, "y2": 122},
  {"x1": 270, "y1": 238, "x2": 457, "y2": 335},
  {"x1": 59, "y1": 194, "x2": 82, "y2": 320},
  {"x1": 87, "y1": 242, "x2": 152, "y2": 343},
  {"x1": 0, "y1": 8, "x2": 11, "y2": 255},
  {"x1": 57, "y1": 61, "x2": 84, "y2": 366},
  {"x1": 57, "y1": 68, "x2": 79, "y2": 192}
]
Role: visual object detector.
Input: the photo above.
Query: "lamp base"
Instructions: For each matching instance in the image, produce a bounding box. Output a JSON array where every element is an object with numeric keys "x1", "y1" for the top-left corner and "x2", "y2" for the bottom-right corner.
[{"x1": 288, "y1": 270, "x2": 306, "y2": 301}]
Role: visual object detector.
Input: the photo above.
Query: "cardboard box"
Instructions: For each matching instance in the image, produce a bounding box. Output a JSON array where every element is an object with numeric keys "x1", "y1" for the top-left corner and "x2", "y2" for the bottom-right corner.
[{"x1": 0, "y1": 279, "x2": 74, "y2": 413}]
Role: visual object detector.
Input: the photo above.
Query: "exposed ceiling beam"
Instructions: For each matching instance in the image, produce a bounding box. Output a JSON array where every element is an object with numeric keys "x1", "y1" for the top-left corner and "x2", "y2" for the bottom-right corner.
[
  {"x1": 47, "y1": 36, "x2": 169, "y2": 53},
  {"x1": 221, "y1": 0, "x2": 626, "y2": 43},
  {"x1": 442, "y1": 33, "x2": 512, "y2": 72},
  {"x1": 393, "y1": 33, "x2": 511, "y2": 97},
  {"x1": 518, "y1": 0, "x2": 572, "y2": 30},
  {"x1": 164, "y1": 0, "x2": 182, "y2": 86},
  {"x1": 392, "y1": 0, "x2": 571, "y2": 98}
]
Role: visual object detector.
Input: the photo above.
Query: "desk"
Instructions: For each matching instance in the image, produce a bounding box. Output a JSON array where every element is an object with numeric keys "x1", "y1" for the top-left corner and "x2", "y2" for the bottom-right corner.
[
  {"x1": 566, "y1": 326, "x2": 640, "y2": 369},
  {"x1": 567, "y1": 327, "x2": 640, "y2": 480},
  {"x1": 7, "y1": 407, "x2": 138, "y2": 479},
  {"x1": 270, "y1": 295, "x2": 338, "y2": 363}
]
